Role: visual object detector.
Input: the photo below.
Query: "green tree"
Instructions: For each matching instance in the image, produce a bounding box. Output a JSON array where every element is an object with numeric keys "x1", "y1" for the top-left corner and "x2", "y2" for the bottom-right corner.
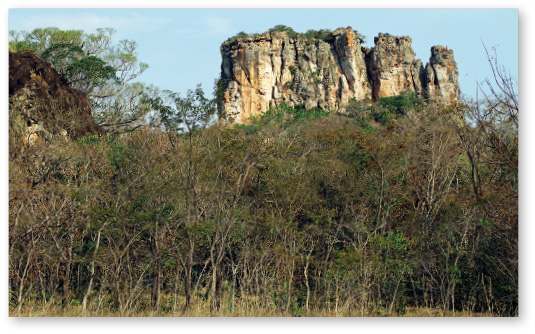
[
  {"x1": 96, "y1": 83, "x2": 158, "y2": 134},
  {"x1": 378, "y1": 89, "x2": 425, "y2": 116},
  {"x1": 149, "y1": 84, "x2": 217, "y2": 136}
]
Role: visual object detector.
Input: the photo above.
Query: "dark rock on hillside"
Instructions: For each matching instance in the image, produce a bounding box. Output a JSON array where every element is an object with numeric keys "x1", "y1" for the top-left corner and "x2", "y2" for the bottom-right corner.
[{"x1": 9, "y1": 50, "x2": 103, "y2": 140}]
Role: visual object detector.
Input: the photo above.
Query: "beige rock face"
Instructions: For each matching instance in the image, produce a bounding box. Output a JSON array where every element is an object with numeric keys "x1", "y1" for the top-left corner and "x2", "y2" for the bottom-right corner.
[
  {"x1": 23, "y1": 124, "x2": 42, "y2": 147},
  {"x1": 424, "y1": 46, "x2": 460, "y2": 103},
  {"x1": 218, "y1": 28, "x2": 460, "y2": 124},
  {"x1": 369, "y1": 34, "x2": 423, "y2": 100}
]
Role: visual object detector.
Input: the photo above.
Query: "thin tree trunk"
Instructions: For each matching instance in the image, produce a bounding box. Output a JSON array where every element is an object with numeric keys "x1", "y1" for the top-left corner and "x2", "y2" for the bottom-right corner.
[
  {"x1": 61, "y1": 244, "x2": 72, "y2": 309},
  {"x1": 210, "y1": 240, "x2": 224, "y2": 313},
  {"x1": 16, "y1": 247, "x2": 34, "y2": 316},
  {"x1": 82, "y1": 229, "x2": 102, "y2": 314},
  {"x1": 184, "y1": 238, "x2": 194, "y2": 310},
  {"x1": 304, "y1": 245, "x2": 314, "y2": 312},
  {"x1": 151, "y1": 269, "x2": 161, "y2": 312},
  {"x1": 389, "y1": 275, "x2": 402, "y2": 315},
  {"x1": 210, "y1": 254, "x2": 218, "y2": 313},
  {"x1": 286, "y1": 261, "x2": 294, "y2": 313},
  {"x1": 151, "y1": 221, "x2": 161, "y2": 312}
]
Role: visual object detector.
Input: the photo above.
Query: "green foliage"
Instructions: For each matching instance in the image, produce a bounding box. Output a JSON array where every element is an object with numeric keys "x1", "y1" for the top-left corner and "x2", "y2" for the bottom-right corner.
[
  {"x1": 268, "y1": 24, "x2": 298, "y2": 39},
  {"x1": 234, "y1": 123, "x2": 262, "y2": 135},
  {"x1": 214, "y1": 77, "x2": 229, "y2": 104},
  {"x1": 371, "y1": 90, "x2": 427, "y2": 124},
  {"x1": 230, "y1": 31, "x2": 250, "y2": 39},
  {"x1": 107, "y1": 139, "x2": 130, "y2": 172},
  {"x1": 148, "y1": 83, "x2": 216, "y2": 134},
  {"x1": 41, "y1": 42, "x2": 85, "y2": 76},
  {"x1": 303, "y1": 29, "x2": 335, "y2": 43},
  {"x1": 373, "y1": 108, "x2": 394, "y2": 124},
  {"x1": 227, "y1": 26, "x2": 366, "y2": 45},
  {"x1": 8, "y1": 104, "x2": 519, "y2": 315},
  {"x1": 76, "y1": 133, "x2": 101, "y2": 146},
  {"x1": 65, "y1": 56, "x2": 117, "y2": 88},
  {"x1": 257, "y1": 102, "x2": 333, "y2": 126},
  {"x1": 10, "y1": 27, "x2": 84, "y2": 54},
  {"x1": 353, "y1": 30, "x2": 366, "y2": 44},
  {"x1": 310, "y1": 71, "x2": 322, "y2": 84},
  {"x1": 9, "y1": 40, "x2": 34, "y2": 51},
  {"x1": 378, "y1": 90, "x2": 426, "y2": 115}
]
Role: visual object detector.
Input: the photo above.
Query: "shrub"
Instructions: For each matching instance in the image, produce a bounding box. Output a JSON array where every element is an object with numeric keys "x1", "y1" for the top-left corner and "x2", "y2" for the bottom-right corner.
[
  {"x1": 303, "y1": 29, "x2": 334, "y2": 42},
  {"x1": 378, "y1": 90, "x2": 426, "y2": 115},
  {"x1": 233, "y1": 31, "x2": 250, "y2": 39},
  {"x1": 353, "y1": 30, "x2": 366, "y2": 44},
  {"x1": 267, "y1": 25, "x2": 298, "y2": 39},
  {"x1": 256, "y1": 102, "x2": 332, "y2": 126},
  {"x1": 227, "y1": 26, "x2": 365, "y2": 45}
]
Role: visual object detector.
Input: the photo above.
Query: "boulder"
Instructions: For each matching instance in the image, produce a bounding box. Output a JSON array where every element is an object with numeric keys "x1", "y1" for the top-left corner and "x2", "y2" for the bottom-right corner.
[{"x1": 9, "y1": 50, "x2": 104, "y2": 141}]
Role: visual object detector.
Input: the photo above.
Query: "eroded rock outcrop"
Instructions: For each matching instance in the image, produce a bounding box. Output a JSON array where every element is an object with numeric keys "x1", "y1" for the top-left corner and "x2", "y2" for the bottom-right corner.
[
  {"x1": 9, "y1": 50, "x2": 103, "y2": 142},
  {"x1": 218, "y1": 27, "x2": 460, "y2": 124},
  {"x1": 424, "y1": 46, "x2": 460, "y2": 103},
  {"x1": 369, "y1": 33, "x2": 423, "y2": 100}
]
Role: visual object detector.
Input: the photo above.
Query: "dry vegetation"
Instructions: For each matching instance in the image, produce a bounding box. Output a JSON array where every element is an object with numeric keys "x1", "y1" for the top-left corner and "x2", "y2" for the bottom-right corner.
[
  {"x1": 8, "y1": 28, "x2": 517, "y2": 317},
  {"x1": 9, "y1": 93, "x2": 517, "y2": 317}
]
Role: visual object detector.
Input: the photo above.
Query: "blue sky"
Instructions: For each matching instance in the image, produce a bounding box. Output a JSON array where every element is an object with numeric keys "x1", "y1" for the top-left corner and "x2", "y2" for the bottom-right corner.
[{"x1": 9, "y1": 8, "x2": 518, "y2": 100}]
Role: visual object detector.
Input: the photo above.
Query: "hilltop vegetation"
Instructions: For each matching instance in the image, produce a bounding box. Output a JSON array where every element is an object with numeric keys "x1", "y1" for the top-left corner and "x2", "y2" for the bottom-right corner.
[
  {"x1": 228, "y1": 24, "x2": 366, "y2": 44},
  {"x1": 8, "y1": 27, "x2": 517, "y2": 317}
]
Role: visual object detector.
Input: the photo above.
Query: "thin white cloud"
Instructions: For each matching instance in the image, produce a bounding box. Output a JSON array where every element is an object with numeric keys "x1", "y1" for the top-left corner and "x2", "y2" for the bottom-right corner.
[
  {"x1": 13, "y1": 12, "x2": 171, "y2": 34},
  {"x1": 201, "y1": 15, "x2": 234, "y2": 36},
  {"x1": 173, "y1": 15, "x2": 235, "y2": 40}
]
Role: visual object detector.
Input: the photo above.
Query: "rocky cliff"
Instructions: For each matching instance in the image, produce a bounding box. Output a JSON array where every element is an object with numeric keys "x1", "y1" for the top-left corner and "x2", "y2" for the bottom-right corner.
[
  {"x1": 218, "y1": 27, "x2": 460, "y2": 124},
  {"x1": 9, "y1": 50, "x2": 103, "y2": 143}
]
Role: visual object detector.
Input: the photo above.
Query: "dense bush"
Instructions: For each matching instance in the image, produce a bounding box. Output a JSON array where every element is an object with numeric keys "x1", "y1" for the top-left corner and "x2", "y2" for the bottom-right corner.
[
  {"x1": 9, "y1": 94, "x2": 517, "y2": 316},
  {"x1": 257, "y1": 102, "x2": 333, "y2": 126},
  {"x1": 268, "y1": 25, "x2": 299, "y2": 39},
  {"x1": 378, "y1": 90, "x2": 426, "y2": 115}
]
